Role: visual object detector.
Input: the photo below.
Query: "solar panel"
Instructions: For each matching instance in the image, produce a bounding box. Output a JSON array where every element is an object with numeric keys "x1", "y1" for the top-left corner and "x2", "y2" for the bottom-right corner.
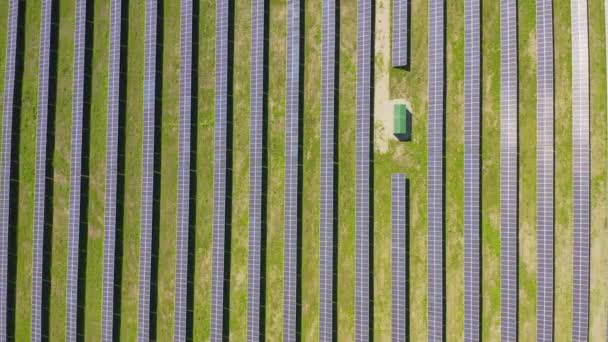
[
  {"x1": 247, "y1": 0, "x2": 267, "y2": 339},
  {"x1": 319, "y1": 0, "x2": 336, "y2": 338},
  {"x1": 464, "y1": 0, "x2": 480, "y2": 340},
  {"x1": 355, "y1": 0, "x2": 372, "y2": 338},
  {"x1": 101, "y1": 0, "x2": 123, "y2": 340},
  {"x1": 391, "y1": 174, "x2": 408, "y2": 341},
  {"x1": 283, "y1": 0, "x2": 301, "y2": 339},
  {"x1": 571, "y1": 0, "x2": 590, "y2": 339},
  {"x1": 427, "y1": 0, "x2": 445, "y2": 339},
  {"x1": 535, "y1": 0, "x2": 554, "y2": 340},
  {"x1": 137, "y1": 0, "x2": 158, "y2": 339},
  {"x1": 174, "y1": 0, "x2": 193, "y2": 340},
  {"x1": 65, "y1": 0, "x2": 87, "y2": 340},
  {"x1": 32, "y1": 1, "x2": 54, "y2": 340},
  {"x1": 0, "y1": 1, "x2": 20, "y2": 338},
  {"x1": 210, "y1": 0, "x2": 231, "y2": 338},
  {"x1": 500, "y1": 0, "x2": 518, "y2": 339},
  {"x1": 391, "y1": 0, "x2": 408, "y2": 67}
]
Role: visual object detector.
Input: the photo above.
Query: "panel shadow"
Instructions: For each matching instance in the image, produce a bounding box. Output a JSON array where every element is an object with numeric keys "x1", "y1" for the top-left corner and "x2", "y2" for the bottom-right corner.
[
  {"x1": 41, "y1": 0, "x2": 60, "y2": 339},
  {"x1": 73, "y1": 0, "x2": 96, "y2": 339},
  {"x1": 110, "y1": 0, "x2": 131, "y2": 339},
  {"x1": 6, "y1": 1, "x2": 26, "y2": 339},
  {"x1": 257, "y1": 0, "x2": 270, "y2": 338},
  {"x1": 185, "y1": 0, "x2": 200, "y2": 340},
  {"x1": 221, "y1": 0, "x2": 235, "y2": 338},
  {"x1": 149, "y1": 0, "x2": 165, "y2": 339}
]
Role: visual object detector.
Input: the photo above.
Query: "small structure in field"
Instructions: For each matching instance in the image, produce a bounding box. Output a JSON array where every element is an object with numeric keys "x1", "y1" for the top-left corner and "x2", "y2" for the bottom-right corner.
[{"x1": 393, "y1": 103, "x2": 411, "y2": 141}]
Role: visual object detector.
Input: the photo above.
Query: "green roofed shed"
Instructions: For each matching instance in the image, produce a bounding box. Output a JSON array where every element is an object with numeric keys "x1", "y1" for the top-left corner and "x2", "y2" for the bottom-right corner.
[{"x1": 393, "y1": 103, "x2": 411, "y2": 141}]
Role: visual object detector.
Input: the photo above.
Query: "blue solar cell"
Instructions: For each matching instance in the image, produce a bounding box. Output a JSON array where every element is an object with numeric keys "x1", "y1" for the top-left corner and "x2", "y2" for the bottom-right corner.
[
  {"x1": 392, "y1": 0, "x2": 408, "y2": 67},
  {"x1": 500, "y1": 0, "x2": 518, "y2": 339},
  {"x1": 101, "y1": 0, "x2": 123, "y2": 340},
  {"x1": 319, "y1": 0, "x2": 337, "y2": 338},
  {"x1": 355, "y1": 0, "x2": 372, "y2": 339},
  {"x1": 137, "y1": 0, "x2": 158, "y2": 340},
  {"x1": 65, "y1": 1, "x2": 88, "y2": 340},
  {"x1": 571, "y1": 0, "x2": 590, "y2": 340},
  {"x1": 32, "y1": 1, "x2": 54, "y2": 340},
  {"x1": 210, "y1": 0, "x2": 231, "y2": 339},
  {"x1": 391, "y1": 174, "x2": 408, "y2": 341},
  {"x1": 464, "y1": 0, "x2": 480, "y2": 340},
  {"x1": 536, "y1": 0, "x2": 554, "y2": 340},
  {"x1": 247, "y1": 0, "x2": 267, "y2": 339},
  {"x1": 174, "y1": 0, "x2": 193, "y2": 340},
  {"x1": 427, "y1": 0, "x2": 445, "y2": 339}
]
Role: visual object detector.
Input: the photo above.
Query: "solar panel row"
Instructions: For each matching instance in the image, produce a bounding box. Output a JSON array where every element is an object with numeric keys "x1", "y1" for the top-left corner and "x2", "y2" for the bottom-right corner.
[
  {"x1": 536, "y1": 0, "x2": 554, "y2": 340},
  {"x1": 464, "y1": 0, "x2": 480, "y2": 340},
  {"x1": 500, "y1": 0, "x2": 518, "y2": 339},
  {"x1": 427, "y1": 0, "x2": 445, "y2": 339},
  {"x1": 571, "y1": 0, "x2": 590, "y2": 340},
  {"x1": 65, "y1": 0, "x2": 87, "y2": 340},
  {"x1": 32, "y1": 1, "x2": 54, "y2": 340},
  {"x1": 101, "y1": 0, "x2": 123, "y2": 340},
  {"x1": 284, "y1": 0, "x2": 301, "y2": 340},
  {"x1": 391, "y1": 174, "x2": 408, "y2": 341},
  {"x1": 247, "y1": 0, "x2": 266, "y2": 338},
  {"x1": 355, "y1": 0, "x2": 372, "y2": 338},
  {"x1": 1, "y1": 1, "x2": 597, "y2": 340},
  {"x1": 174, "y1": 0, "x2": 193, "y2": 340},
  {"x1": 391, "y1": 0, "x2": 408, "y2": 67},
  {"x1": 210, "y1": 0, "x2": 231, "y2": 339},
  {"x1": 0, "y1": 1, "x2": 20, "y2": 339},
  {"x1": 137, "y1": 0, "x2": 158, "y2": 340},
  {"x1": 319, "y1": 0, "x2": 336, "y2": 338}
]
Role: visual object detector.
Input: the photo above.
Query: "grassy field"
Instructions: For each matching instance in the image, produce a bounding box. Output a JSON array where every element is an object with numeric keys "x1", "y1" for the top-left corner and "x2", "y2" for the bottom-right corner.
[
  {"x1": 0, "y1": 0, "x2": 607, "y2": 340},
  {"x1": 389, "y1": 0, "x2": 608, "y2": 340}
]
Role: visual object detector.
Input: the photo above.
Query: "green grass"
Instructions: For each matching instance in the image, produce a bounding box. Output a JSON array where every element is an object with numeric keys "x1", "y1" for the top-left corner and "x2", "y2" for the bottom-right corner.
[
  {"x1": 156, "y1": 0, "x2": 180, "y2": 339},
  {"x1": 336, "y1": 0, "x2": 358, "y2": 339},
  {"x1": 589, "y1": 0, "x2": 608, "y2": 338},
  {"x1": 264, "y1": 0, "x2": 287, "y2": 338},
  {"x1": 119, "y1": 0, "x2": 145, "y2": 339},
  {"x1": 14, "y1": 1, "x2": 42, "y2": 339},
  {"x1": 48, "y1": 1, "x2": 76, "y2": 338},
  {"x1": 388, "y1": 0, "x2": 607, "y2": 341},
  {"x1": 480, "y1": 0, "x2": 502, "y2": 338},
  {"x1": 0, "y1": 0, "x2": 607, "y2": 340},
  {"x1": 83, "y1": 0, "x2": 111, "y2": 339},
  {"x1": 226, "y1": 0, "x2": 252, "y2": 337},
  {"x1": 192, "y1": 0, "x2": 216, "y2": 340}
]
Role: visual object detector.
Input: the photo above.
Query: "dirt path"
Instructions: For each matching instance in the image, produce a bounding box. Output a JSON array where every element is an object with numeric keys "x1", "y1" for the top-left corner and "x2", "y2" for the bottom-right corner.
[
  {"x1": 374, "y1": 0, "x2": 392, "y2": 153},
  {"x1": 375, "y1": 0, "x2": 408, "y2": 153}
]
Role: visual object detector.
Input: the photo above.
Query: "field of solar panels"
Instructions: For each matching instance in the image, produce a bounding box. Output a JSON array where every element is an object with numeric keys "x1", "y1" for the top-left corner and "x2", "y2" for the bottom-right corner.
[{"x1": 1, "y1": 0, "x2": 608, "y2": 340}]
